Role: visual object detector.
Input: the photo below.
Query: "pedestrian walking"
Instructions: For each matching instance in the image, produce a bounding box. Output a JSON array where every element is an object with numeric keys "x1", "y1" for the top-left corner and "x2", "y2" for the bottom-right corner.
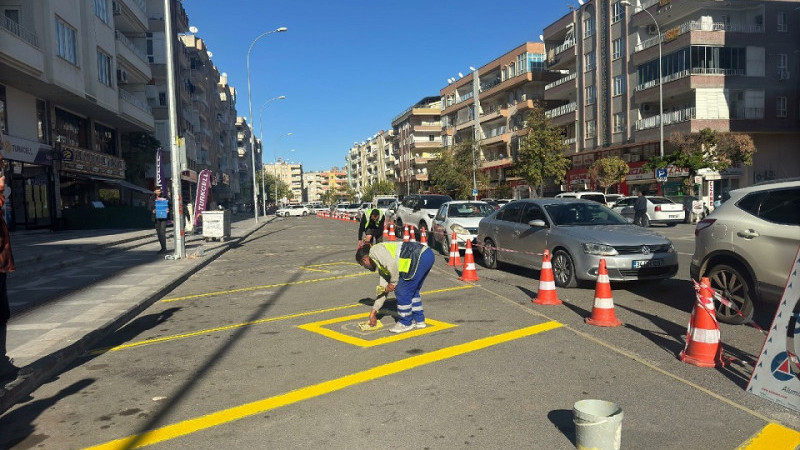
[
  {"x1": 0, "y1": 157, "x2": 20, "y2": 383},
  {"x1": 634, "y1": 190, "x2": 648, "y2": 227},
  {"x1": 356, "y1": 241, "x2": 434, "y2": 333},
  {"x1": 151, "y1": 186, "x2": 169, "y2": 253},
  {"x1": 358, "y1": 208, "x2": 385, "y2": 245}
]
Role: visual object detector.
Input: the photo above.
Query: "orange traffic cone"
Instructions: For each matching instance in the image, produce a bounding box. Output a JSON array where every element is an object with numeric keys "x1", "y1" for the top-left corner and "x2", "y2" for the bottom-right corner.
[
  {"x1": 402, "y1": 224, "x2": 410, "y2": 242},
  {"x1": 448, "y1": 232, "x2": 461, "y2": 267},
  {"x1": 459, "y1": 240, "x2": 479, "y2": 281},
  {"x1": 419, "y1": 227, "x2": 428, "y2": 245},
  {"x1": 532, "y1": 250, "x2": 563, "y2": 305},
  {"x1": 388, "y1": 222, "x2": 396, "y2": 241},
  {"x1": 585, "y1": 259, "x2": 622, "y2": 327},
  {"x1": 410, "y1": 227, "x2": 416, "y2": 242},
  {"x1": 382, "y1": 223, "x2": 389, "y2": 241},
  {"x1": 679, "y1": 277, "x2": 728, "y2": 368}
]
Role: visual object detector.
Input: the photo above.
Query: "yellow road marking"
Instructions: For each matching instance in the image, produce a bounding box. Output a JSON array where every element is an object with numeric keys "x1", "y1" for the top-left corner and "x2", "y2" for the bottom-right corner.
[
  {"x1": 94, "y1": 285, "x2": 476, "y2": 354},
  {"x1": 299, "y1": 262, "x2": 360, "y2": 273},
  {"x1": 83, "y1": 321, "x2": 562, "y2": 449},
  {"x1": 738, "y1": 423, "x2": 800, "y2": 449},
  {"x1": 297, "y1": 313, "x2": 457, "y2": 347},
  {"x1": 161, "y1": 272, "x2": 371, "y2": 303}
]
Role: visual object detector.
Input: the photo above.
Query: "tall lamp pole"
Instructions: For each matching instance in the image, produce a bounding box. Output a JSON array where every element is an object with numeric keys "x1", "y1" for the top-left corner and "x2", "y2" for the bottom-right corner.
[
  {"x1": 246, "y1": 27, "x2": 287, "y2": 223},
  {"x1": 258, "y1": 96, "x2": 287, "y2": 212},
  {"x1": 622, "y1": 1, "x2": 663, "y2": 158},
  {"x1": 470, "y1": 66, "x2": 480, "y2": 200}
]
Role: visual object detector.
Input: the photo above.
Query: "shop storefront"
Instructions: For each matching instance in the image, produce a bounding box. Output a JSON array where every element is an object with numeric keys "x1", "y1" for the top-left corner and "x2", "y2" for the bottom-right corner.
[{"x1": 1, "y1": 133, "x2": 55, "y2": 230}]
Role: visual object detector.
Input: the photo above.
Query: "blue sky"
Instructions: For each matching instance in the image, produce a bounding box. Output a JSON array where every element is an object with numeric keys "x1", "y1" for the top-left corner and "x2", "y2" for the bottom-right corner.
[{"x1": 185, "y1": 1, "x2": 570, "y2": 172}]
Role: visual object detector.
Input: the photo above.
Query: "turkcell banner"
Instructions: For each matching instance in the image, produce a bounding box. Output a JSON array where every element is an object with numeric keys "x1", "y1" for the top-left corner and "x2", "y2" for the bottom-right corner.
[
  {"x1": 193, "y1": 169, "x2": 212, "y2": 226},
  {"x1": 746, "y1": 245, "x2": 800, "y2": 413},
  {"x1": 156, "y1": 147, "x2": 166, "y2": 190}
]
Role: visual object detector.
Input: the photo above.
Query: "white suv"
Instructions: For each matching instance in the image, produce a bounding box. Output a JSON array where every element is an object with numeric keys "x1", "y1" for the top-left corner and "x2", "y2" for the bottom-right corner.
[
  {"x1": 554, "y1": 191, "x2": 607, "y2": 205},
  {"x1": 387, "y1": 194, "x2": 452, "y2": 238}
]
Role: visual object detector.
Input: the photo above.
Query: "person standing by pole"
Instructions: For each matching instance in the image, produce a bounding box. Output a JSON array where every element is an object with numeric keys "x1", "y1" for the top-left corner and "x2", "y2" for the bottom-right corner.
[
  {"x1": 151, "y1": 187, "x2": 169, "y2": 253},
  {"x1": 634, "y1": 190, "x2": 648, "y2": 227},
  {"x1": 0, "y1": 155, "x2": 20, "y2": 383}
]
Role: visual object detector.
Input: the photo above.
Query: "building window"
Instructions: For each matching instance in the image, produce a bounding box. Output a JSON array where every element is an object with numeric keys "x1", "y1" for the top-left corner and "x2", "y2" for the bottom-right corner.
[
  {"x1": 97, "y1": 49, "x2": 112, "y2": 86},
  {"x1": 777, "y1": 96, "x2": 787, "y2": 118},
  {"x1": 612, "y1": 37, "x2": 624, "y2": 60},
  {"x1": 777, "y1": 12, "x2": 787, "y2": 32},
  {"x1": 0, "y1": 85, "x2": 7, "y2": 135},
  {"x1": 612, "y1": 2, "x2": 625, "y2": 23},
  {"x1": 37, "y1": 99, "x2": 49, "y2": 143},
  {"x1": 55, "y1": 17, "x2": 77, "y2": 64},
  {"x1": 428, "y1": 135, "x2": 435, "y2": 142},
  {"x1": 613, "y1": 113, "x2": 625, "y2": 133},
  {"x1": 613, "y1": 75, "x2": 625, "y2": 96},
  {"x1": 94, "y1": 123, "x2": 116, "y2": 155},
  {"x1": 585, "y1": 119, "x2": 596, "y2": 138},
  {"x1": 584, "y1": 15, "x2": 595, "y2": 37},
  {"x1": 158, "y1": 92, "x2": 167, "y2": 106},
  {"x1": 94, "y1": 0, "x2": 108, "y2": 23},
  {"x1": 55, "y1": 108, "x2": 89, "y2": 148},
  {"x1": 585, "y1": 85, "x2": 596, "y2": 105},
  {"x1": 584, "y1": 51, "x2": 595, "y2": 71}
]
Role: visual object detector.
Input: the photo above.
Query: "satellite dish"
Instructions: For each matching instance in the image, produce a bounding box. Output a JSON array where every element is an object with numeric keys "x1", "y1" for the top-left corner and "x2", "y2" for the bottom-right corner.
[
  {"x1": 578, "y1": 0, "x2": 584, "y2": 4},
  {"x1": 189, "y1": 26, "x2": 198, "y2": 34},
  {"x1": 539, "y1": 34, "x2": 544, "y2": 41},
  {"x1": 207, "y1": 51, "x2": 213, "y2": 58},
  {"x1": 458, "y1": 72, "x2": 464, "y2": 78}
]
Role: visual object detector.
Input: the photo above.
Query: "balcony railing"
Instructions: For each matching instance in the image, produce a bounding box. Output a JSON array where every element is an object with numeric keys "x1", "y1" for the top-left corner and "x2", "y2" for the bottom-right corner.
[
  {"x1": 634, "y1": 19, "x2": 764, "y2": 53},
  {"x1": 635, "y1": 67, "x2": 745, "y2": 92},
  {"x1": 545, "y1": 72, "x2": 576, "y2": 90},
  {"x1": 119, "y1": 89, "x2": 152, "y2": 112},
  {"x1": 1, "y1": 15, "x2": 39, "y2": 48},
  {"x1": 545, "y1": 102, "x2": 577, "y2": 119},
  {"x1": 115, "y1": 30, "x2": 147, "y2": 63},
  {"x1": 635, "y1": 106, "x2": 695, "y2": 131}
]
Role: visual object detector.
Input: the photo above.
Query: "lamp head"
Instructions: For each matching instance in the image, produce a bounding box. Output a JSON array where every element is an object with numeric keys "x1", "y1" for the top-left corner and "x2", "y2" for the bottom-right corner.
[
  {"x1": 276, "y1": 27, "x2": 288, "y2": 32},
  {"x1": 279, "y1": 95, "x2": 286, "y2": 99}
]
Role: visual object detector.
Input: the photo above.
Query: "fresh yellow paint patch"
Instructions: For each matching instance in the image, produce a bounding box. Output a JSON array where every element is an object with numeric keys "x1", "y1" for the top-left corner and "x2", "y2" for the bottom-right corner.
[
  {"x1": 738, "y1": 423, "x2": 800, "y2": 449},
  {"x1": 297, "y1": 312, "x2": 457, "y2": 347},
  {"x1": 83, "y1": 321, "x2": 562, "y2": 449}
]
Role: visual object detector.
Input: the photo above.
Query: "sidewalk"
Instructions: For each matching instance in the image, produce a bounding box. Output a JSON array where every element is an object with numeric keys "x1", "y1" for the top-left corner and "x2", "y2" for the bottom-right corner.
[{"x1": 0, "y1": 214, "x2": 269, "y2": 414}]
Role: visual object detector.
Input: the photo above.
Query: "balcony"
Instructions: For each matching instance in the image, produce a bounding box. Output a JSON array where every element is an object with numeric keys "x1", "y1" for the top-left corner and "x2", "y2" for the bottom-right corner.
[
  {"x1": 115, "y1": 31, "x2": 151, "y2": 79},
  {"x1": 114, "y1": 0, "x2": 148, "y2": 33},
  {"x1": 480, "y1": 156, "x2": 513, "y2": 170},
  {"x1": 0, "y1": 15, "x2": 43, "y2": 76},
  {"x1": 547, "y1": 39, "x2": 576, "y2": 68},
  {"x1": 119, "y1": 89, "x2": 154, "y2": 130},
  {"x1": 545, "y1": 102, "x2": 577, "y2": 119},
  {"x1": 634, "y1": 19, "x2": 763, "y2": 53}
]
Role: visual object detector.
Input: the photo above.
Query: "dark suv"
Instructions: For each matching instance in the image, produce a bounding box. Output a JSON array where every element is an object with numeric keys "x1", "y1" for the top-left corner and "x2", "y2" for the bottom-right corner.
[{"x1": 387, "y1": 194, "x2": 452, "y2": 238}]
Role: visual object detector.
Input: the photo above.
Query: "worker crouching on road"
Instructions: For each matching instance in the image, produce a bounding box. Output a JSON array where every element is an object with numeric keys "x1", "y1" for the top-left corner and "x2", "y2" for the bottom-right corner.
[
  {"x1": 358, "y1": 208, "x2": 385, "y2": 244},
  {"x1": 356, "y1": 241, "x2": 434, "y2": 333}
]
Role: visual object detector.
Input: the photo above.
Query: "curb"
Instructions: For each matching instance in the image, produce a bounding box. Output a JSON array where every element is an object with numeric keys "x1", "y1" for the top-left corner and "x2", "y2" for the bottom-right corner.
[{"x1": 0, "y1": 221, "x2": 267, "y2": 415}]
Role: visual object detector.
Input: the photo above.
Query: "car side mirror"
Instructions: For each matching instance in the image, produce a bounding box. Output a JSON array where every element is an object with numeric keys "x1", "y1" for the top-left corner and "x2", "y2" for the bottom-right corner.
[{"x1": 528, "y1": 219, "x2": 546, "y2": 228}]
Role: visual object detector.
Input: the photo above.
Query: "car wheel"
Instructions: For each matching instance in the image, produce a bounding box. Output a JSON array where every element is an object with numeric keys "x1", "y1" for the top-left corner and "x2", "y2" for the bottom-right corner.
[
  {"x1": 707, "y1": 263, "x2": 754, "y2": 325},
  {"x1": 302, "y1": 211, "x2": 307, "y2": 216},
  {"x1": 439, "y1": 233, "x2": 449, "y2": 255},
  {"x1": 552, "y1": 249, "x2": 578, "y2": 288},
  {"x1": 395, "y1": 220, "x2": 403, "y2": 238},
  {"x1": 482, "y1": 238, "x2": 497, "y2": 269}
]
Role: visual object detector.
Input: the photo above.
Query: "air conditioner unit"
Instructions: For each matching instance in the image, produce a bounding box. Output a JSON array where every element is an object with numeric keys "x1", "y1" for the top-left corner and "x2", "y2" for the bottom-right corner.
[
  {"x1": 647, "y1": 24, "x2": 659, "y2": 35},
  {"x1": 112, "y1": 1, "x2": 121, "y2": 15},
  {"x1": 116, "y1": 69, "x2": 128, "y2": 83}
]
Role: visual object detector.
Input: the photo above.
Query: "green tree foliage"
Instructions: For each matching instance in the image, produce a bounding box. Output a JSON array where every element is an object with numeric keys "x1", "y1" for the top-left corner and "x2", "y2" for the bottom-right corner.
[
  {"x1": 428, "y1": 141, "x2": 488, "y2": 199},
  {"x1": 362, "y1": 180, "x2": 396, "y2": 201},
  {"x1": 512, "y1": 102, "x2": 571, "y2": 197},
  {"x1": 121, "y1": 133, "x2": 160, "y2": 186},
  {"x1": 257, "y1": 170, "x2": 290, "y2": 203},
  {"x1": 589, "y1": 156, "x2": 629, "y2": 194},
  {"x1": 644, "y1": 128, "x2": 756, "y2": 195}
]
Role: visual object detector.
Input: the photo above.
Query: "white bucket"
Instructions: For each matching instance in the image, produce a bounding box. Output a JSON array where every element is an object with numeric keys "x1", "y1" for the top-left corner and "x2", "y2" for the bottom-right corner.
[{"x1": 572, "y1": 399, "x2": 623, "y2": 450}]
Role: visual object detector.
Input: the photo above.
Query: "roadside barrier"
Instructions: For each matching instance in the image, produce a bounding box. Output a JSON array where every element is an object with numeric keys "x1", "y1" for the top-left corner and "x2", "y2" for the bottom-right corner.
[
  {"x1": 448, "y1": 232, "x2": 461, "y2": 267},
  {"x1": 585, "y1": 259, "x2": 622, "y2": 327},
  {"x1": 459, "y1": 240, "x2": 479, "y2": 282},
  {"x1": 532, "y1": 249, "x2": 563, "y2": 305},
  {"x1": 680, "y1": 277, "x2": 729, "y2": 368},
  {"x1": 692, "y1": 279, "x2": 766, "y2": 334}
]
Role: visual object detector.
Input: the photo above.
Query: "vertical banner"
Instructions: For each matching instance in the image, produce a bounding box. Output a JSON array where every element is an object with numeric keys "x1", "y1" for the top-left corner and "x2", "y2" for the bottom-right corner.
[
  {"x1": 156, "y1": 147, "x2": 168, "y2": 196},
  {"x1": 193, "y1": 169, "x2": 211, "y2": 226},
  {"x1": 746, "y1": 245, "x2": 800, "y2": 413}
]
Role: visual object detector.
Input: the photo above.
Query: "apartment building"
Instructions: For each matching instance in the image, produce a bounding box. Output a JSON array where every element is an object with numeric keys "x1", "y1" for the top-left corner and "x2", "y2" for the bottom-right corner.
[
  {"x1": 391, "y1": 97, "x2": 441, "y2": 195},
  {"x1": 543, "y1": 0, "x2": 800, "y2": 198},
  {"x1": 235, "y1": 116, "x2": 253, "y2": 205},
  {"x1": 346, "y1": 130, "x2": 397, "y2": 198},
  {"x1": 439, "y1": 42, "x2": 556, "y2": 199}
]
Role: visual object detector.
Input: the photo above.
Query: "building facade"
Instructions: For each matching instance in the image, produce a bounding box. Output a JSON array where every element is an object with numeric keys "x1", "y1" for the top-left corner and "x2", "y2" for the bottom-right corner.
[
  {"x1": 346, "y1": 130, "x2": 397, "y2": 199},
  {"x1": 392, "y1": 97, "x2": 441, "y2": 195}
]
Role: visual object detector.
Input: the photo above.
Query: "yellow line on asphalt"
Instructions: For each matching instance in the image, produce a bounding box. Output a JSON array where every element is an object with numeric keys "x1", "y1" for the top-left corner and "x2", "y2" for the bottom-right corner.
[
  {"x1": 161, "y1": 272, "x2": 372, "y2": 303},
  {"x1": 83, "y1": 321, "x2": 562, "y2": 450},
  {"x1": 299, "y1": 262, "x2": 360, "y2": 273},
  {"x1": 94, "y1": 285, "x2": 476, "y2": 354},
  {"x1": 738, "y1": 423, "x2": 800, "y2": 449}
]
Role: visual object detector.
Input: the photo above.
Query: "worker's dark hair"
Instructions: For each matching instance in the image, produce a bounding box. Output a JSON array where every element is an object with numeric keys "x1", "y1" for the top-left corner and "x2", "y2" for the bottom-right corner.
[
  {"x1": 370, "y1": 208, "x2": 380, "y2": 216},
  {"x1": 355, "y1": 243, "x2": 371, "y2": 263}
]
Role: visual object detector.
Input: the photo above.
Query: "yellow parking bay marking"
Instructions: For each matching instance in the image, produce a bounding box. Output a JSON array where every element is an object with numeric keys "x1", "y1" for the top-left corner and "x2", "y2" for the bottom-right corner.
[
  {"x1": 161, "y1": 271, "x2": 371, "y2": 303},
  {"x1": 84, "y1": 321, "x2": 562, "y2": 450},
  {"x1": 297, "y1": 313, "x2": 457, "y2": 347},
  {"x1": 93, "y1": 285, "x2": 475, "y2": 354},
  {"x1": 299, "y1": 262, "x2": 360, "y2": 273},
  {"x1": 738, "y1": 423, "x2": 800, "y2": 449}
]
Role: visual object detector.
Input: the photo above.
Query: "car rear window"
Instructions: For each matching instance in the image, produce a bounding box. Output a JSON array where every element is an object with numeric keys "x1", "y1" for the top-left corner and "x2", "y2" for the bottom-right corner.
[
  {"x1": 648, "y1": 197, "x2": 673, "y2": 204},
  {"x1": 580, "y1": 194, "x2": 606, "y2": 204},
  {"x1": 421, "y1": 196, "x2": 452, "y2": 209}
]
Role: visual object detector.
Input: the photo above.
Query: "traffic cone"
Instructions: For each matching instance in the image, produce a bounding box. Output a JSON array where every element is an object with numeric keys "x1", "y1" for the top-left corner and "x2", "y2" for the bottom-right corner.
[
  {"x1": 388, "y1": 222, "x2": 396, "y2": 241},
  {"x1": 585, "y1": 259, "x2": 622, "y2": 327},
  {"x1": 532, "y1": 250, "x2": 563, "y2": 305},
  {"x1": 459, "y1": 240, "x2": 479, "y2": 281},
  {"x1": 447, "y1": 232, "x2": 461, "y2": 267},
  {"x1": 382, "y1": 223, "x2": 389, "y2": 241},
  {"x1": 679, "y1": 277, "x2": 728, "y2": 368},
  {"x1": 403, "y1": 224, "x2": 410, "y2": 242},
  {"x1": 420, "y1": 227, "x2": 428, "y2": 245},
  {"x1": 410, "y1": 227, "x2": 416, "y2": 242}
]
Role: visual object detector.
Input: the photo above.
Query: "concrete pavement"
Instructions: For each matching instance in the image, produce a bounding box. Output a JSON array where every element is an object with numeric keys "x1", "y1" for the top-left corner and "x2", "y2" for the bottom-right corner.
[{"x1": 0, "y1": 214, "x2": 270, "y2": 414}]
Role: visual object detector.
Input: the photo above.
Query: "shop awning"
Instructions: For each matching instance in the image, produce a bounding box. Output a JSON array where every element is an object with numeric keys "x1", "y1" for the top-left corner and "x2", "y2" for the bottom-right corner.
[{"x1": 89, "y1": 176, "x2": 154, "y2": 194}]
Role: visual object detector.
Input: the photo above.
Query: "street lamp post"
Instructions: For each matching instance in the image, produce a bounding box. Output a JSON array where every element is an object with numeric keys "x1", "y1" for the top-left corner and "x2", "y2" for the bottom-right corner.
[
  {"x1": 257, "y1": 96, "x2": 287, "y2": 212},
  {"x1": 622, "y1": 1, "x2": 663, "y2": 158},
  {"x1": 246, "y1": 26, "x2": 287, "y2": 223},
  {"x1": 470, "y1": 66, "x2": 480, "y2": 200}
]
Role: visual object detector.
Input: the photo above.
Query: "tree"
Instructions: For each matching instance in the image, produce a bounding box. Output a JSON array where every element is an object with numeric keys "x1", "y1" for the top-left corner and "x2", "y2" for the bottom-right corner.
[
  {"x1": 513, "y1": 101, "x2": 571, "y2": 197},
  {"x1": 362, "y1": 180, "x2": 396, "y2": 201},
  {"x1": 121, "y1": 133, "x2": 160, "y2": 186},
  {"x1": 258, "y1": 170, "x2": 290, "y2": 203},
  {"x1": 589, "y1": 156, "x2": 629, "y2": 194},
  {"x1": 428, "y1": 140, "x2": 489, "y2": 199},
  {"x1": 644, "y1": 128, "x2": 756, "y2": 195}
]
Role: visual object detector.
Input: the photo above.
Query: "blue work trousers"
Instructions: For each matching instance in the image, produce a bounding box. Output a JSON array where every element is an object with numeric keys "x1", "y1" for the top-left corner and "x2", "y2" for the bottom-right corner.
[{"x1": 394, "y1": 248, "x2": 434, "y2": 326}]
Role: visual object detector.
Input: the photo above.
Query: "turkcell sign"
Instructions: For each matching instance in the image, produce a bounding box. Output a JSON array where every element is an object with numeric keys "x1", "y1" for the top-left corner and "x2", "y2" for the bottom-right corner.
[{"x1": 194, "y1": 169, "x2": 211, "y2": 226}]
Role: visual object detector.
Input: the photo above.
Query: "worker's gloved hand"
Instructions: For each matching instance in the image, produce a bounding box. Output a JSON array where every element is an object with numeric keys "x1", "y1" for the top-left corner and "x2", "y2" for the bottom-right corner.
[{"x1": 375, "y1": 286, "x2": 385, "y2": 296}]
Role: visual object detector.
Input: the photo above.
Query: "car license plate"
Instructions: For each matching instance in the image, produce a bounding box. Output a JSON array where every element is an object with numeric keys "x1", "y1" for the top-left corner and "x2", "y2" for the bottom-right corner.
[
  {"x1": 633, "y1": 259, "x2": 663, "y2": 269},
  {"x1": 669, "y1": 215, "x2": 679, "y2": 218}
]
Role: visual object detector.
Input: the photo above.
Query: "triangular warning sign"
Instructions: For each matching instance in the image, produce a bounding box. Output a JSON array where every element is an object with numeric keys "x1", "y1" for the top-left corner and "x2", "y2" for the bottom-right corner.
[{"x1": 777, "y1": 358, "x2": 793, "y2": 376}]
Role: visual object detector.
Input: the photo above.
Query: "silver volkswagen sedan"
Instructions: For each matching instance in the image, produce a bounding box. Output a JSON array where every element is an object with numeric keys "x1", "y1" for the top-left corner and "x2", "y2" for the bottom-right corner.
[{"x1": 476, "y1": 198, "x2": 678, "y2": 287}]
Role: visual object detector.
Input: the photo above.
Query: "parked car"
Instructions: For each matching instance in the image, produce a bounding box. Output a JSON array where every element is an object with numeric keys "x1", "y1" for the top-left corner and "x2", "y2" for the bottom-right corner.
[
  {"x1": 387, "y1": 194, "x2": 453, "y2": 238},
  {"x1": 667, "y1": 195, "x2": 708, "y2": 224},
  {"x1": 309, "y1": 204, "x2": 328, "y2": 215},
  {"x1": 430, "y1": 201, "x2": 495, "y2": 254},
  {"x1": 554, "y1": 191, "x2": 607, "y2": 205},
  {"x1": 476, "y1": 198, "x2": 678, "y2": 287},
  {"x1": 335, "y1": 203, "x2": 361, "y2": 219},
  {"x1": 275, "y1": 204, "x2": 309, "y2": 217},
  {"x1": 604, "y1": 194, "x2": 625, "y2": 208},
  {"x1": 617, "y1": 196, "x2": 686, "y2": 226},
  {"x1": 690, "y1": 178, "x2": 800, "y2": 324}
]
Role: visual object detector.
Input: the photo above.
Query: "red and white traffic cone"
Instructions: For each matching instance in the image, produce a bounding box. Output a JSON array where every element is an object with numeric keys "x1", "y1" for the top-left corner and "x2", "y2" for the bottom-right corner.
[
  {"x1": 679, "y1": 277, "x2": 729, "y2": 368},
  {"x1": 448, "y1": 232, "x2": 461, "y2": 267},
  {"x1": 419, "y1": 227, "x2": 428, "y2": 245},
  {"x1": 403, "y1": 224, "x2": 410, "y2": 242},
  {"x1": 532, "y1": 250, "x2": 563, "y2": 305},
  {"x1": 410, "y1": 227, "x2": 416, "y2": 242},
  {"x1": 459, "y1": 240, "x2": 479, "y2": 281},
  {"x1": 585, "y1": 259, "x2": 622, "y2": 327},
  {"x1": 388, "y1": 222, "x2": 396, "y2": 241},
  {"x1": 382, "y1": 223, "x2": 389, "y2": 241}
]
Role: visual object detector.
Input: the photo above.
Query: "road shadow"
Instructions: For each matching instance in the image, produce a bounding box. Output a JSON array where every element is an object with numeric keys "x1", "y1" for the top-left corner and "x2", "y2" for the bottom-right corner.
[{"x1": 547, "y1": 409, "x2": 576, "y2": 446}]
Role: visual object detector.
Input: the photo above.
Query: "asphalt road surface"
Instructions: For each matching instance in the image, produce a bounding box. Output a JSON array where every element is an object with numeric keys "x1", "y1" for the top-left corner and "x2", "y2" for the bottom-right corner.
[{"x1": 1, "y1": 218, "x2": 798, "y2": 449}]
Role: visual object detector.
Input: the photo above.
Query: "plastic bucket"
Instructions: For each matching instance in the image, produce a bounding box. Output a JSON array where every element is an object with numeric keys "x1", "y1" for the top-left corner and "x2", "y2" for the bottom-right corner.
[{"x1": 573, "y1": 399, "x2": 623, "y2": 450}]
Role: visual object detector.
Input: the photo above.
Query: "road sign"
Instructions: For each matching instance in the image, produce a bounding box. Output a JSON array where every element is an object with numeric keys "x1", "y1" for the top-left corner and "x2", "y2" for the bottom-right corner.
[
  {"x1": 472, "y1": 188, "x2": 479, "y2": 197},
  {"x1": 656, "y1": 168, "x2": 668, "y2": 182}
]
